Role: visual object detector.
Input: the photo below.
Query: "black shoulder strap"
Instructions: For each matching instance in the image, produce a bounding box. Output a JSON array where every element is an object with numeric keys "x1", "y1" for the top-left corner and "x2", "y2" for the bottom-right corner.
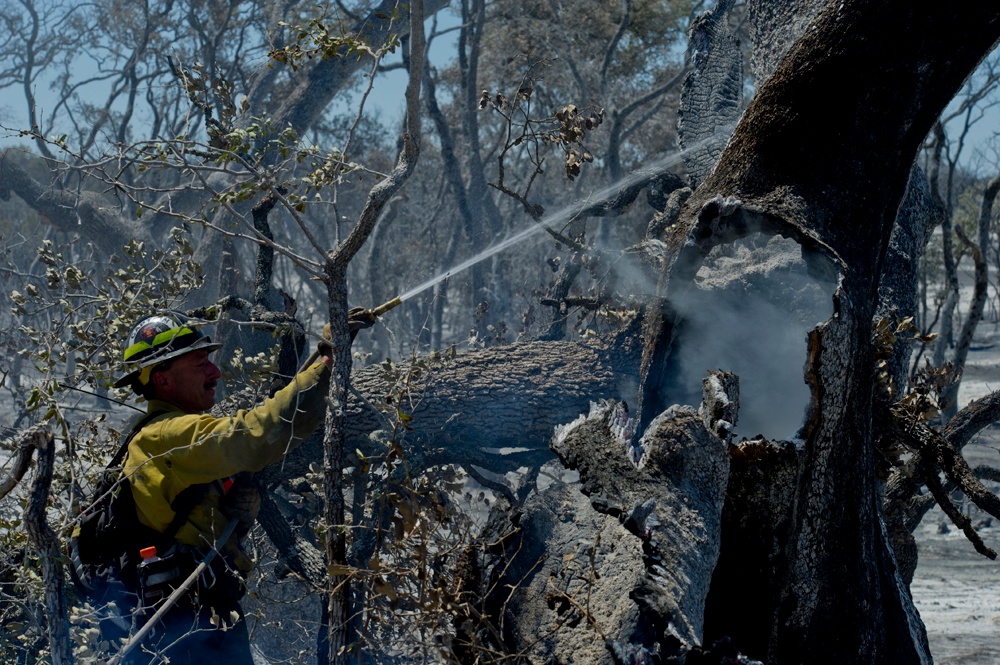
[
  {"x1": 161, "y1": 482, "x2": 219, "y2": 542},
  {"x1": 110, "y1": 409, "x2": 169, "y2": 470}
]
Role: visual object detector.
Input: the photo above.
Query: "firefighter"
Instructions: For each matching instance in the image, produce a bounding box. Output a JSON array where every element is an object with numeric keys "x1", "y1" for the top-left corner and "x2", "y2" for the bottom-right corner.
[{"x1": 112, "y1": 313, "x2": 335, "y2": 664}]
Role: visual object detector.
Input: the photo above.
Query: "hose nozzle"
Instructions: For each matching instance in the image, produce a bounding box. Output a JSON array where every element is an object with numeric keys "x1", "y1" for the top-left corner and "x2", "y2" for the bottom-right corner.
[{"x1": 371, "y1": 296, "x2": 403, "y2": 318}]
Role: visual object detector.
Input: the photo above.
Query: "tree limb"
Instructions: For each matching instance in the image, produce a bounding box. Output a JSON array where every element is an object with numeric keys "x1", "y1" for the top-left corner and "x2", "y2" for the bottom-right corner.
[
  {"x1": 918, "y1": 453, "x2": 996, "y2": 559},
  {"x1": 0, "y1": 430, "x2": 37, "y2": 500},
  {"x1": 22, "y1": 429, "x2": 72, "y2": 665},
  {"x1": 0, "y1": 151, "x2": 152, "y2": 255}
]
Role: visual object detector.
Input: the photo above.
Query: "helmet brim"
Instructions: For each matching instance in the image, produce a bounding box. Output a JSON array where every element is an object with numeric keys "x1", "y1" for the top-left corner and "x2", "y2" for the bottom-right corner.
[{"x1": 114, "y1": 337, "x2": 222, "y2": 389}]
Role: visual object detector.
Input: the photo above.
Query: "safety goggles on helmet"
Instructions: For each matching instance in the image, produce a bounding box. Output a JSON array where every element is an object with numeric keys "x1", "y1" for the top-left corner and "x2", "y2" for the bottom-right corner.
[{"x1": 114, "y1": 313, "x2": 221, "y2": 389}]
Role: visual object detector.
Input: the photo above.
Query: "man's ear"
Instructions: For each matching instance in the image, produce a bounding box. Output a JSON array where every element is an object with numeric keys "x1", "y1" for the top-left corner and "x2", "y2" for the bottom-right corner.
[{"x1": 152, "y1": 370, "x2": 171, "y2": 390}]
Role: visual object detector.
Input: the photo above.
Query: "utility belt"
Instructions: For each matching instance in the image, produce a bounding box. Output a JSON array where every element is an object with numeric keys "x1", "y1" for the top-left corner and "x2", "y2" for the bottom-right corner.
[
  {"x1": 131, "y1": 475, "x2": 250, "y2": 614},
  {"x1": 134, "y1": 476, "x2": 247, "y2": 610},
  {"x1": 135, "y1": 542, "x2": 245, "y2": 611}
]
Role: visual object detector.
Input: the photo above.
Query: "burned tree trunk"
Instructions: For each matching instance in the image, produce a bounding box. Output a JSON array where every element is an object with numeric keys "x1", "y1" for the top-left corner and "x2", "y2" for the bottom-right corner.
[
  {"x1": 259, "y1": 332, "x2": 644, "y2": 485},
  {"x1": 636, "y1": 1, "x2": 1000, "y2": 662},
  {"x1": 468, "y1": 373, "x2": 735, "y2": 664}
]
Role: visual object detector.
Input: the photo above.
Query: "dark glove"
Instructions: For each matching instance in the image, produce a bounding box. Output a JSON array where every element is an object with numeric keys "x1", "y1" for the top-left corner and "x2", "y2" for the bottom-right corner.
[
  {"x1": 318, "y1": 308, "x2": 378, "y2": 357},
  {"x1": 221, "y1": 480, "x2": 261, "y2": 537},
  {"x1": 348, "y1": 306, "x2": 377, "y2": 341}
]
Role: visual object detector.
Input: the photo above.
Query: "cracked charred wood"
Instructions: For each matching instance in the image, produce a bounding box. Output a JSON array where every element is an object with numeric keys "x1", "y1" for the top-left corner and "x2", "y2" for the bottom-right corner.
[
  {"x1": 677, "y1": 0, "x2": 743, "y2": 189},
  {"x1": 473, "y1": 482, "x2": 644, "y2": 664},
  {"x1": 745, "y1": 0, "x2": 824, "y2": 85},
  {"x1": 634, "y1": 2, "x2": 1000, "y2": 661},
  {"x1": 646, "y1": 186, "x2": 693, "y2": 240},
  {"x1": 467, "y1": 377, "x2": 732, "y2": 663}
]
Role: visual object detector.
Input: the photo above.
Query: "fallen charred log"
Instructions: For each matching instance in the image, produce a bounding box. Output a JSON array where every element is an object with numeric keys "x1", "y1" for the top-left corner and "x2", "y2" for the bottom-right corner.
[{"x1": 453, "y1": 373, "x2": 736, "y2": 663}]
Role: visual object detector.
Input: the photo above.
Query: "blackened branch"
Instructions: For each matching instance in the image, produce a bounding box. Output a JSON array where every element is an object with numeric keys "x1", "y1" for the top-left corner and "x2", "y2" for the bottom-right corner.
[
  {"x1": 892, "y1": 408, "x2": 1000, "y2": 557},
  {"x1": 23, "y1": 430, "x2": 72, "y2": 663},
  {"x1": 918, "y1": 454, "x2": 997, "y2": 559}
]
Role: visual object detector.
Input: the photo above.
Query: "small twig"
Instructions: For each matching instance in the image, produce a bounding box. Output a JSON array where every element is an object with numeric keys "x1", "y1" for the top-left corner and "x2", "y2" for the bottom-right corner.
[
  {"x1": 539, "y1": 296, "x2": 602, "y2": 310},
  {"x1": 57, "y1": 383, "x2": 144, "y2": 412},
  {"x1": 545, "y1": 573, "x2": 608, "y2": 641}
]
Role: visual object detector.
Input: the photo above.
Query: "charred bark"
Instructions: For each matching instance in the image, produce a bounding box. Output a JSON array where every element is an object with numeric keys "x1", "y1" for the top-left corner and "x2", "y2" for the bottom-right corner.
[
  {"x1": 677, "y1": 0, "x2": 743, "y2": 188},
  {"x1": 258, "y1": 330, "x2": 644, "y2": 487},
  {"x1": 473, "y1": 372, "x2": 734, "y2": 664},
  {"x1": 0, "y1": 430, "x2": 37, "y2": 500},
  {"x1": 876, "y1": 166, "x2": 940, "y2": 390},
  {"x1": 703, "y1": 438, "x2": 798, "y2": 660},
  {"x1": 745, "y1": 0, "x2": 824, "y2": 85},
  {"x1": 637, "y1": 2, "x2": 1000, "y2": 662},
  {"x1": 22, "y1": 430, "x2": 71, "y2": 665}
]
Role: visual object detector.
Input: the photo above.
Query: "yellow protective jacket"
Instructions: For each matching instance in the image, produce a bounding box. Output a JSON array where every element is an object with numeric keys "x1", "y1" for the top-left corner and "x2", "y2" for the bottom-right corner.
[{"x1": 123, "y1": 361, "x2": 329, "y2": 574}]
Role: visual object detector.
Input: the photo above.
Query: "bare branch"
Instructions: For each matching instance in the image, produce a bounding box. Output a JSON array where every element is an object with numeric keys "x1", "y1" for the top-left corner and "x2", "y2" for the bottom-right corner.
[
  {"x1": 600, "y1": 0, "x2": 631, "y2": 89},
  {"x1": 22, "y1": 429, "x2": 72, "y2": 664},
  {"x1": 919, "y1": 453, "x2": 996, "y2": 559},
  {"x1": 0, "y1": 430, "x2": 37, "y2": 500}
]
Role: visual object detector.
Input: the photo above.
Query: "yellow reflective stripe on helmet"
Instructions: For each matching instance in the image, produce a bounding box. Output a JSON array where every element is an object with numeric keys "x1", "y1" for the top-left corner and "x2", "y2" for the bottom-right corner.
[
  {"x1": 123, "y1": 341, "x2": 151, "y2": 361},
  {"x1": 122, "y1": 326, "x2": 195, "y2": 362},
  {"x1": 151, "y1": 326, "x2": 194, "y2": 347}
]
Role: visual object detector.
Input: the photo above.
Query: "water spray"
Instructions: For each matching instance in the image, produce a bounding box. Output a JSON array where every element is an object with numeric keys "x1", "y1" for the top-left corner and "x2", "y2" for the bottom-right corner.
[{"x1": 396, "y1": 128, "x2": 735, "y2": 303}]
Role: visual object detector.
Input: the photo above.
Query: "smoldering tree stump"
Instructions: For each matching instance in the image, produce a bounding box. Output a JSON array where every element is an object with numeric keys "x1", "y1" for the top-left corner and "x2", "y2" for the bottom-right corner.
[{"x1": 474, "y1": 372, "x2": 735, "y2": 663}]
